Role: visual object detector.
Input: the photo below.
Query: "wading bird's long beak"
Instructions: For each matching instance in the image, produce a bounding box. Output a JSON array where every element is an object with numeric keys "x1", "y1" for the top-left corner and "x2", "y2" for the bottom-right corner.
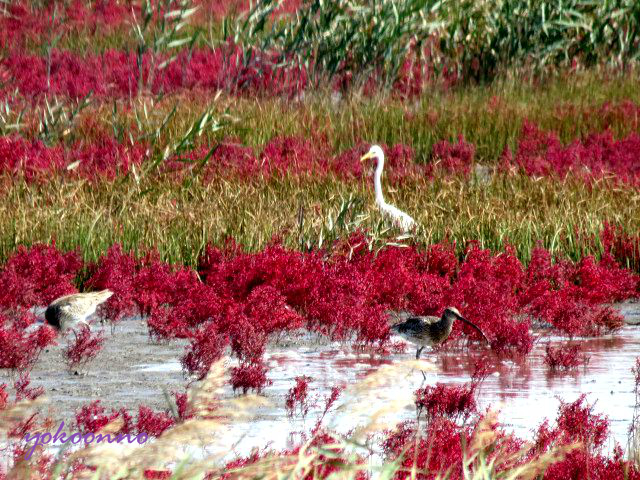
[
  {"x1": 360, "y1": 152, "x2": 374, "y2": 162},
  {"x1": 455, "y1": 314, "x2": 490, "y2": 343}
]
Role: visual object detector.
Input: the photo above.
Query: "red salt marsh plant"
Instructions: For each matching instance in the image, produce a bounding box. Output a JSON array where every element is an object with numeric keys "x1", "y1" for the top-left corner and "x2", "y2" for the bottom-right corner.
[
  {"x1": 414, "y1": 363, "x2": 487, "y2": 423},
  {"x1": 384, "y1": 394, "x2": 624, "y2": 480},
  {"x1": 0, "y1": 46, "x2": 308, "y2": 100},
  {"x1": 428, "y1": 135, "x2": 476, "y2": 176},
  {"x1": 544, "y1": 344, "x2": 588, "y2": 372},
  {"x1": 0, "y1": 136, "x2": 146, "y2": 182},
  {"x1": 13, "y1": 372, "x2": 45, "y2": 401},
  {"x1": 86, "y1": 245, "x2": 202, "y2": 327},
  {"x1": 521, "y1": 247, "x2": 632, "y2": 337},
  {"x1": 74, "y1": 400, "x2": 175, "y2": 438},
  {"x1": 85, "y1": 244, "x2": 138, "y2": 325},
  {"x1": 230, "y1": 359, "x2": 272, "y2": 394},
  {"x1": 601, "y1": 221, "x2": 640, "y2": 273},
  {"x1": 502, "y1": 121, "x2": 640, "y2": 186},
  {"x1": 63, "y1": 325, "x2": 106, "y2": 370},
  {"x1": 1, "y1": 233, "x2": 638, "y2": 388},
  {"x1": 414, "y1": 382, "x2": 477, "y2": 423},
  {"x1": 285, "y1": 375, "x2": 312, "y2": 419},
  {"x1": 0, "y1": 243, "x2": 82, "y2": 309},
  {"x1": 180, "y1": 321, "x2": 228, "y2": 380},
  {"x1": 0, "y1": 314, "x2": 56, "y2": 372},
  {"x1": 0, "y1": 0, "x2": 134, "y2": 50},
  {"x1": 7, "y1": 359, "x2": 640, "y2": 479},
  {"x1": 3, "y1": 120, "x2": 640, "y2": 188}
]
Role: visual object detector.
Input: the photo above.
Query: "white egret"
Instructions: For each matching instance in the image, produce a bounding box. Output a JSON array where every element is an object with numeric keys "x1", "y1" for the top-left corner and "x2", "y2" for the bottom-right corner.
[{"x1": 360, "y1": 145, "x2": 417, "y2": 232}]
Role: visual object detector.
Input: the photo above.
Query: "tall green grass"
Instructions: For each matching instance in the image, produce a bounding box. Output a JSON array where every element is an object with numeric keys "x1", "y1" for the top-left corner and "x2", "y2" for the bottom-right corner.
[
  {"x1": 1, "y1": 172, "x2": 637, "y2": 267},
  {"x1": 237, "y1": 0, "x2": 640, "y2": 87}
]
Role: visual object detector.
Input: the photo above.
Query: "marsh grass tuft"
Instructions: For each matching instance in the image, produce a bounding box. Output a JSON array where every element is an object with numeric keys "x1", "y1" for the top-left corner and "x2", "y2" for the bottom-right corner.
[{"x1": 0, "y1": 172, "x2": 637, "y2": 268}]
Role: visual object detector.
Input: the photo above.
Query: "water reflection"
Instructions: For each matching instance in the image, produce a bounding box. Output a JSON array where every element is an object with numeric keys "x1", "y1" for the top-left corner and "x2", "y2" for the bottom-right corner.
[{"x1": 263, "y1": 325, "x2": 640, "y2": 448}]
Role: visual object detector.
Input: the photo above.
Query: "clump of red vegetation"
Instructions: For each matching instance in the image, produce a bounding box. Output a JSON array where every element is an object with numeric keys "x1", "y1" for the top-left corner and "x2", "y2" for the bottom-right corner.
[
  {"x1": 544, "y1": 344, "x2": 587, "y2": 371},
  {"x1": 1, "y1": 46, "x2": 307, "y2": 100},
  {"x1": 13, "y1": 372, "x2": 45, "y2": 401},
  {"x1": 429, "y1": 135, "x2": 476, "y2": 176},
  {"x1": 502, "y1": 121, "x2": 640, "y2": 186},
  {"x1": 313, "y1": 385, "x2": 343, "y2": 432},
  {"x1": 86, "y1": 244, "x2": 203, "y2": 330},
  {"x1": 414, "y1": 364, "x2": 488, "y2": 423},
  {"x1": 415, "y1": 382, "x2": 478, "y2": 422},
  {"x1": 230, "y1": 360, "x2": 272, "y2": 394},
  {"x1": 384, "y1": 394, "x2": 634, "y2": 480},
  {"x1": 285, "y1": 376, "x2": 313, "y2": 419},
  {"x1": 63, "y1": 325, "x2": 106, "y2": 369},
  {"x1": 0, "y1": 243, "x2": 82, "y2": 309},
  {"x1": 85, "y1": 244, "x2": 138, "y2": 325},
  {"x1": 0, "y1": 234, "x2": 636, "y2": 388},
  {"x1": 73, "y1": 400, "x2": 120, "y2": 434},
  {"x1": 0, "y1": 312, "x2": 56, "y2": 371},
  {"x1": 133, "y1": 405, "x2": 176, "y2": 437},
  {"x1": 601, "y1": 221, "x2": 640, "y2": 273},
  {"x1": 0, "y1": 136, "x2": 146, "y2": 182},
  {"x1": 180, "y1": 322, "x2": 228, "y2": 380},
  {"x1": 74, "y1": 400, "x2": 175, "y2": 438},
  {"x1": 3, "y1": 118, "x2": 640, "y2": 186},
  {"x1": 0, "y1": 0, "x2": 134, "y2": 51}
]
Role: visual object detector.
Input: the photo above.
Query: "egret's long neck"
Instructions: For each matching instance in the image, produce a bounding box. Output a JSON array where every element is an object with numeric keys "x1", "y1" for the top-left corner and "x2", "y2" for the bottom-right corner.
[{"x1": 374, "y1": 154, "x2": 386, "y2": 207}]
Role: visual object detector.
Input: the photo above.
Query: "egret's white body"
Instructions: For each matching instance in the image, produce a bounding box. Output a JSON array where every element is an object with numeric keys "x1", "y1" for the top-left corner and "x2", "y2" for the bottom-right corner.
[{"x1": 360, "y1": 145, "x2": 417, "y2": 232}]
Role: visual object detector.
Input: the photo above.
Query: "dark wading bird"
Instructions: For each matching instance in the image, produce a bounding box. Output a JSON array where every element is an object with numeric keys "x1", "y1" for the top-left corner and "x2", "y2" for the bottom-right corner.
[
  {"x1": 45, "y1": 290, "x2": 113, "y2": 332},
  {"x1": 390, "y1": 307, "x2": 489, "y2": 368}
]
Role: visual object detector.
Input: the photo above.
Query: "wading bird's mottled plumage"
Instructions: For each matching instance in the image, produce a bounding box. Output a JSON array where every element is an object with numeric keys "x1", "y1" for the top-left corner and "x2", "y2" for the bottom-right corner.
[
  {"x1": 45, "y1": 290, "x2": 113, "y2": 331},
  {"x1": 360, "y1": 145, "x2": 417, "y2": 233},
  {"x1": 390, "y1": 307, "x2": 489, "y2": 360}
]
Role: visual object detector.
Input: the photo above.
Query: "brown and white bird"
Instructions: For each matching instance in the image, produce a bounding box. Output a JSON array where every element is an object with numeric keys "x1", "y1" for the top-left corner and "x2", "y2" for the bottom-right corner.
[
  {"x1": 390, "y1": 307, "x2": 489, "y2": 360},
  {"x1": 45, "y1": 290, "x2": 113, "y2": 332}
]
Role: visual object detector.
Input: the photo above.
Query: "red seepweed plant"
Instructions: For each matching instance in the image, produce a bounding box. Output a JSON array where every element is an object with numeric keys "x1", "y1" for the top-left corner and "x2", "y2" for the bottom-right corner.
[
  {"x1": 414, "y1": 361, "x2": 488, "y2": 423},
  {"x1": 384, "y1": 393, "x2": 629, "y2": 480},
  {"x1": 0, "y1": 312, "x2": 57, "y2": 372},
  {"x1": 0, "y1": 243, "x2": 82, "y2": 309},
  {"x1": 230, "y1": 360, "x2": 272, "y2": 394},
  {"x1": 285, "y1": 376, "x2": 313, "y2": 419},
  {"x1": 3, "y1": 118, "x2": 640, "y2": 187},
  {"x1": 502, "y1": 121, "x2": 640, "y2": 186},
  {"x1": 544, "y1": 344, "x2": 588, "y2": 371},
  {"x1": 415, "y1": 382, "x2": 477, "y2": 423},
  {"x1": 74, "y1": 400, "x2": 175, "y2": 438},
  {"x1": 0, "y1": 234, "x2": 637, "y2": 391},
  {"x1": 63, "y1": 325, "x2": 106, "y2": 370},
  {"x1": 13, "y1": 372, "x2": 44, "y2": 401}
]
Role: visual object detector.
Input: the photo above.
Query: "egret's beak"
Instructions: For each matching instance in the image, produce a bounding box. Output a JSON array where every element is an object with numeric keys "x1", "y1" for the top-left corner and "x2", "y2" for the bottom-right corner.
[{"x1": 360, "y1": 152, "x2": 375, "y2": 163}]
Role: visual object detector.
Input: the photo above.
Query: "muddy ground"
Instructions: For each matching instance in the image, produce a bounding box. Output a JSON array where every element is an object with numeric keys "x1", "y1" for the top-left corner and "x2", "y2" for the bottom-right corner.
[
  {"x1": 3, "y1": 318, "x2": 187, "y2": 423},
  {"x1": 2, "y1": 300, "x2": 639, "y2": 435},
  {"x1": 1, "y1": 316, "x2": 342, "y2": 428}
]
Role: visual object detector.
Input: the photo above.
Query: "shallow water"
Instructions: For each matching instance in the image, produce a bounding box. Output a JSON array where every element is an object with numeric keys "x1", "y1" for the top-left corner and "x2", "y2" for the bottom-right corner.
[
  {"x1": 5, "y1": 305, "x2": 640, "y2": 467},
  {"x1": 200, "y1": 319, "x2": 640, "y2": 455}
]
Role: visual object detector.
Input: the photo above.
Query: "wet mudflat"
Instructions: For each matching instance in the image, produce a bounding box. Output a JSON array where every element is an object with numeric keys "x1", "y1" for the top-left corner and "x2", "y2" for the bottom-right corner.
[{"x1": 4, "y1": 301, "x2": 639, "y2": 454}]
